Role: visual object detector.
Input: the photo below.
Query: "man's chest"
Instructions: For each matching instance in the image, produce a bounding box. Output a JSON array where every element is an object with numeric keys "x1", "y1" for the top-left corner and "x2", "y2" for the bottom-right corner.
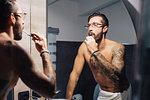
[{"x1": 84, "y1": 49, "x2": 113, "y2": 66}]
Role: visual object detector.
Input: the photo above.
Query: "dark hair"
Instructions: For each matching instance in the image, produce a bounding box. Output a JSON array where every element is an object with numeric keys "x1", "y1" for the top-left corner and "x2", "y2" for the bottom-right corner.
[
  {"x1": 0, "y1": 0, "x2": 17, "y2": 30},
  {"x1": 88, "y1": 12, "x2": 109, "y2": 27}
]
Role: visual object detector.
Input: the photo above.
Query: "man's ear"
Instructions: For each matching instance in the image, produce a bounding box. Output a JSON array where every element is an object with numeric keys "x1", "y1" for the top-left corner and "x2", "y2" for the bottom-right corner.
[
  {"x1": 102, "y1": 26, "x2": 108, "y2": 33},
  {"x1": 9, "y1": 13, "x2": 16, "y2": 25}
]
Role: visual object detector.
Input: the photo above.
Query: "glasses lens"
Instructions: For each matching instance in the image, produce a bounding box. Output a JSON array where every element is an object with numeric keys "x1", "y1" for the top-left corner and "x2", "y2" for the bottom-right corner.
[
  {"x1": 14, "y1": 13, "x2": 27, "y2": 20},
  {"x1": 84, "y1": 25, "x2": 89, "y2": 29}
]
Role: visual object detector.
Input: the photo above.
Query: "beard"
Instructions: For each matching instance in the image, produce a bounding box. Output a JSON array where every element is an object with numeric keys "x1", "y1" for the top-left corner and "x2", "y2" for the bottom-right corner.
[
  {"x1": 13, "y1": 21, "x2": 23, "y2": 40},
  {"x1": 95, "y1": 31, "x2": 103, "y2": 43}
]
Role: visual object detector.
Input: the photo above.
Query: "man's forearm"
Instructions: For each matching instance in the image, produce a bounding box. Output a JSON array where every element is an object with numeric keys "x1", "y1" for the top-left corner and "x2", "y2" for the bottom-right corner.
[
  {"x1": 66, "y1": 82, "x2": 75, "y2": 99},
  {"x1": 66, "y1": 75, "x2": 78, "y2": 99},
  {"x1": 90, "y1": 51, "x2": 120, "y2": 83},
  {"x1": 41, "y1": 52, "x2": 56, "y2": 86},
  {"x1": 66, "y1": 84, "x2": 73, "y2": 99}
]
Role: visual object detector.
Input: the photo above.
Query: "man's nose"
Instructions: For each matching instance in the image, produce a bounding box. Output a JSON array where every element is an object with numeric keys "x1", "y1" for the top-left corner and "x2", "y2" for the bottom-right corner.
[
  {"x1": 88, "y1": 26, "x2": 93, "y2": 32},
  {"x1": 22, "y1": 20, "x2": 24, "y2": 25},
  {"x1": 88, "y1": 29, "x2": 93, "y2": 34},
  {"x1": 88, "y1": 24, "x2": 95, "y2": 30}
]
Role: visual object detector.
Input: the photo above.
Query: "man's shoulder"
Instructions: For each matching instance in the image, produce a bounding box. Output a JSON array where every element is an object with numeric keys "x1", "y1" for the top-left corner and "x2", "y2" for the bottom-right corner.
[
  {"x1": 6, "y1": 40, "x2": 25, "y2": 51},
  {"x1": 79, "y1": 42, "x2": 87, "y2": 50},
  {"x1": 106, "y1": 39, "x2": 124, "y2": 48},
  {"x1": 77, "y1": 42, "x2": 87, "y2": 54},
  {"x1": 1, "y1": 40, "x2": 28, "y2": 56},
  {"x1": 0, "y1": 39, "x2": 20, "y2": 49},
  {"x1": 80, "y1": 42, "x2": 86, "y2": 48},
  {"x1": 106, "y1": 39, "x2": 125, "y2": 55}
]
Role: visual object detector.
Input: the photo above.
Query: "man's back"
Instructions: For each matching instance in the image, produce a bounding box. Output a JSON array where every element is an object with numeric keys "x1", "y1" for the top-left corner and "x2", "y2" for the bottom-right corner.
[
  {"x1": 0, "y1": 34, "x2": 20, "y2": 99},
  {"x1": 0, "y1": 1, "x2": 56, "y2": 99}
]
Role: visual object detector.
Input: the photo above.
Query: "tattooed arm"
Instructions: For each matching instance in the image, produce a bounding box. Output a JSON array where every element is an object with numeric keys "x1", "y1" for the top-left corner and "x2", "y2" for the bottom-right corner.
[
  {"x1": 13, "y1": 45, "x2": 56, "y2": 98},
  {"x1": 31, "y1": 32, "x2": 56, "y2": 86},
  {"x1": 90, "y1": 45, "x2": 125, "y2": 84},
  {"x1": 12, "y1": 32, "x2": 56, "y2": 98}
]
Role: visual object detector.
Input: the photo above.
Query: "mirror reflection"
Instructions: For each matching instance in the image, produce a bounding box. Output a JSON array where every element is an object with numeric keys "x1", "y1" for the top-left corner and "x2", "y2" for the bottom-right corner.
[
  {"x1": 48, "y1": 0, "x2": 137, "y2": 100},
  {"x1": 1, "y1": 0, "x2": 142, "y2": 100}
]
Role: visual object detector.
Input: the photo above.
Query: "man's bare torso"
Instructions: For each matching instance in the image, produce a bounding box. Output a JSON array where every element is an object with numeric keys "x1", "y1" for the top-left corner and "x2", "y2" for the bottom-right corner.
[{"x1": 82, "y1": 39, "x2": 129, "y2": 92}]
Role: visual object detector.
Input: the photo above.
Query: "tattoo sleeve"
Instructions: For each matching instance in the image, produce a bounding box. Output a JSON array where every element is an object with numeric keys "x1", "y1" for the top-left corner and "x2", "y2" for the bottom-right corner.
[{"x1": 90, "y1": 45, "x2": 125, "y2": 84}]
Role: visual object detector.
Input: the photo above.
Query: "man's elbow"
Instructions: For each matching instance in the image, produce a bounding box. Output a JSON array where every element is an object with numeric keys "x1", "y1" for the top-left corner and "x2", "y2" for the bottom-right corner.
[
  {"x1": 49, "y1": 82, "x2": 56, "y2": 98},
  {"x1": 40, "y1": 84, "x2": 56, "y2": 98}
]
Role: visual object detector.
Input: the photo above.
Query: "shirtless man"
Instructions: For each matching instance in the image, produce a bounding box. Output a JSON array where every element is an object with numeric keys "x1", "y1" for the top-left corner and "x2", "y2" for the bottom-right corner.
[
  {"x1": 66, "y1": 12, "x2": 130, "y2": 100},
  {"x1": 0, "y1": 0, "x2": 56, "y2": 100}
]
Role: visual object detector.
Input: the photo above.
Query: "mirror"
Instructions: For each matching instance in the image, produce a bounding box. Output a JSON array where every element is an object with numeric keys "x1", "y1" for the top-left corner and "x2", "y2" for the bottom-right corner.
[{"x1": 48, "y1": 0, "x2": 137, "y2": 99}]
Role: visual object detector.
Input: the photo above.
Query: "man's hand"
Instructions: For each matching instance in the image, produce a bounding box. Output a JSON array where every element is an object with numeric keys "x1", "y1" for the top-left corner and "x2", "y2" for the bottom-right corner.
[
  {"x1": 84, "y1": 36, "x2": 98, "y2": 53},
  {"x1": 31, "y1": 33, "x2": 48, "y2": 52}
]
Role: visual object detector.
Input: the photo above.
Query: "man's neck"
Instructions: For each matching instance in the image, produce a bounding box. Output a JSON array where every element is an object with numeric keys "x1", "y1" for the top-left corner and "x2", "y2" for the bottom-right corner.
[
  {"x1": 8, "y1": 28, "x2": 14, "y2": 40},
  {"x1": 0, "y1": 27, "x2": 14, "y2": 40},
  {"x1": 97, "y1": 35, "x2": 106, "y2": 51},
  {"x1": 0, "y1": 32, "x2": 10, "y2": 40}
]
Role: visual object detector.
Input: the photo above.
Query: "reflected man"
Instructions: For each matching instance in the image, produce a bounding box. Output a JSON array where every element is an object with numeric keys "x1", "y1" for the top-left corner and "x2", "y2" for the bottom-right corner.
[
  {"x1": 0, "y1": 0, "x2": 56, "y2": 99},
  {"x1": 66, "y1": 12, "x2": 131, "y2": 100}
]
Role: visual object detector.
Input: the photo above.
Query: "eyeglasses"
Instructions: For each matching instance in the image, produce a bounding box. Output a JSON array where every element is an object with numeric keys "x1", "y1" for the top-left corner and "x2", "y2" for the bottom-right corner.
[
  {"x1": 84, "y1": 22, "x2": 103, "y2": 29},
  {"x1": 14, "y1": 13, "x2": 27, "y2": 20}
]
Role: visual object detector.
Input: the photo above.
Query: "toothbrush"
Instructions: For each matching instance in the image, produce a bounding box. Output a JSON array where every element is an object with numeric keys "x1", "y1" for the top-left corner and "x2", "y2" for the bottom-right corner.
[{"x1": 23, "y1": 30, "x2": 33, "y2": 37}]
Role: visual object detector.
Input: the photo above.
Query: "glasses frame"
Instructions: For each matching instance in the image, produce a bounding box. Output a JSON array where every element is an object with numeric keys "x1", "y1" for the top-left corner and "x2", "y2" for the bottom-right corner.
[
  {"x1": 84, "y1": 22, "x2": 103, "y2": 29},
  {"x1": 14, "y1": 13, "x2": 27, "y2": 20}
]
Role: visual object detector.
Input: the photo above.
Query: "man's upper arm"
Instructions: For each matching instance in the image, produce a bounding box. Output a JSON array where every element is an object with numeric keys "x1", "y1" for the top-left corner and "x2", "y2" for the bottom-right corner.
[
  {"x1": 112, "y1": 44, "x2": 125, "y2": 71},
  {"x1": 71, "y1": 44, "x2": 85, "y2": 77},
  {"x1": 12, "y1": 45, "x2": 55, "y2": 98},
  {"x1": 12, "y1": 45, "x2": 35, "y2": 76}
]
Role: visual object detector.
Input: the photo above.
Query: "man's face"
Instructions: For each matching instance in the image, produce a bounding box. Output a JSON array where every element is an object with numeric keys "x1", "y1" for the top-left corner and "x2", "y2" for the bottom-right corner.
[
  {"x1": 13, "y1": 3, "x2": 24, "y2": 40},
  {"x1": 88, "y1": 16, "x2": 104, "y2": 41}
]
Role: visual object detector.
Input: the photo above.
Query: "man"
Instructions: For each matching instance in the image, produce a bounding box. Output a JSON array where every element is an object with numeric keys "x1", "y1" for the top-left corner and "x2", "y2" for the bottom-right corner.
[
  {"x1": 0, "y1": 0, "x2": 56, "y2": 100},
  {"x1": 66, "y1": 12, "x2": 131, "y2": 100}
]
